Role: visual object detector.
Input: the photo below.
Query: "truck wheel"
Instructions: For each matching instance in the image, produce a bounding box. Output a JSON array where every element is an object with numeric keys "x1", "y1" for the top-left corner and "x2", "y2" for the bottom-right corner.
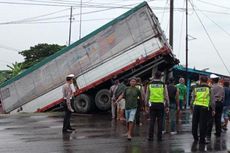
[
  {"x1": 95, "y1": 89, "x2": 111, "y2": 111},
  {"x1": 73, "y1": 94, "x2": 92, "y2": 113}
]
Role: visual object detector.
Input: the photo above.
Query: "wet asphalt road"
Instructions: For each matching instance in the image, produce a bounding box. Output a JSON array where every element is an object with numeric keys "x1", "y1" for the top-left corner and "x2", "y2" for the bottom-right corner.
[{"x1": 0, "y1": 111, "x2": 229, "y2": 153}]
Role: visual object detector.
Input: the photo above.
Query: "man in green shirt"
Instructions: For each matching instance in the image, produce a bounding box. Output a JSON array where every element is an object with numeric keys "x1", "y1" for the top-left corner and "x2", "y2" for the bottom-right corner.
[
  {"x1": 176, "y1": 77, "x2": 187, "y2": 121},
  {"x1": 116, "y1": 77, "x2": 142, "y2": 140}
]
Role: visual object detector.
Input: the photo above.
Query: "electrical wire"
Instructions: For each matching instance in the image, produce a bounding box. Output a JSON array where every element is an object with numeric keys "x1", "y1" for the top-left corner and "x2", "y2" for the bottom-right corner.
[
  {"x1": 189, "y1": 0, "x2": 230, "y2": 75},
  {"x1": 0, "y1": 8, "x2": 70, "y2": 25},
  {"x1": 178, "y1": 0, "x2": 185, "y2": 59},
  {"x1": 197, "y1": 0, "x2": 230, "y2": 10},
  {"x1": 159, "y1": 0, "x2": 168, "y2": 25},
  {"x1": 199, "y1": 12, "x2": 230, "y2": 38},
  {"x1": 0, "y1": 1, "x2": 138, "y2": 8},
  {"x1": 0, "y1": 45, "x2": 19, "y2": 52}
]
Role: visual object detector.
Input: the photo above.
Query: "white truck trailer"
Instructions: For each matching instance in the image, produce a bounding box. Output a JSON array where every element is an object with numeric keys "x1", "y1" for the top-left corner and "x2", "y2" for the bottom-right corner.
[{"x1": 0, "y1": 2, "x2": 178, "y2": 114}]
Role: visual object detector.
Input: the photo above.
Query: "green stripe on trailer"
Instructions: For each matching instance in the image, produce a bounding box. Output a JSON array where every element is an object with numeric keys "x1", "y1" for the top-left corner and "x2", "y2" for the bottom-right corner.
[{"x1": 0, "y1": 1, "x2": 148, "y2": 88}]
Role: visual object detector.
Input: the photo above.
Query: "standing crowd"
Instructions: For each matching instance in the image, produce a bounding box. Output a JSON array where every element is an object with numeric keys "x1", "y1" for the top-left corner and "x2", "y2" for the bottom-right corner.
[
  {"x1": 61, "y1": 72, "x2": 230, "y2": 145},
  {"x1": 109, "y1": 72, "x2": 230, "y2": 144}
]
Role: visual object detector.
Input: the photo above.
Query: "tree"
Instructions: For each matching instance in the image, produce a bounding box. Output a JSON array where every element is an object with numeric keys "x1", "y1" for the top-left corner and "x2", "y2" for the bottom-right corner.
[
  {"x1": 7, "y1": 62, "x2": 23, "y2": 77},
  {"x1": 19, "y1": 43, "x2": 66, "y2": 69},
  {"x1": 0, "y1": 70, "x2": 11, "y2": 84}
]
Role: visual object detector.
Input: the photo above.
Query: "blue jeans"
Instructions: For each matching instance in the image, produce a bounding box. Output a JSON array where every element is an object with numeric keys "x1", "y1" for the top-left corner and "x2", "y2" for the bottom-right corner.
[{"x1": 125, "y1": 109, "x2": 137, "y2": 122}]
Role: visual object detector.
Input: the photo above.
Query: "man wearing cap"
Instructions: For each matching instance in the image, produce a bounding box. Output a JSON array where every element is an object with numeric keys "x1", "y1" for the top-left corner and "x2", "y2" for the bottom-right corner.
[
  {"x1": 62, "y1": 74, "x2": 75, "y2": 133},
  {"x1": 147, "y1": 71, "x2": 169, "y2": 142},
  {"x1": 191, "y1": 75, "x2": 214, "y2": 144},
  {"x1": 207, "y1": 74, "x2": 225, "y2": 138}
]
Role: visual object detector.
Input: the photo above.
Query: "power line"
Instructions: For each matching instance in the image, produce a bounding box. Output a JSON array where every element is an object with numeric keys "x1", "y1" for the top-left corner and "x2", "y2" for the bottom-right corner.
[
  {"x1": 0, "y1": 8, "x2": 117, "y2": 25},
  {"x1": 0, "y1": 45, "x2": 19, "y2": 52},
  {"x1": 189, "y1": 0, "x2": 230, "y2": 75},
  {"x1": 177, "y1": 0, "x2": 185, "y2": 59},
  {"x1": 0, "y1": 18, "x2": 115, "y2": 25},
  {"x1": 0, "y1": 1, "x2": 137, "y2": 8},
  {"x1": 199, "y1": 12, "x2": 230, "y2": 38},
  {"x1": 0, "y1": 8, "x2": 69, "y2": 25},
  {"x1": 0, "y1": 5, "x2": 176, "y2": 25},
  {"x1": 197, "y1": 0, "x2": 230, "y2": 10},
  {"x1": 196, "y1": 9, "x2": 230, "y2": 16}
]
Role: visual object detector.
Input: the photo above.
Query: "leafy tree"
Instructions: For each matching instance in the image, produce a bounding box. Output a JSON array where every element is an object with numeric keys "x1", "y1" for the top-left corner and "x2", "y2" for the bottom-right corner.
[
  {"x1": 19, "y1": 43, "x2": 66, "y2": 69},
  {"x1": 0, "y1": 70, "x2": 11, "y2": 84},
  {"x1": 7, "y1": 62, "x2": 23, "y2": 77}
]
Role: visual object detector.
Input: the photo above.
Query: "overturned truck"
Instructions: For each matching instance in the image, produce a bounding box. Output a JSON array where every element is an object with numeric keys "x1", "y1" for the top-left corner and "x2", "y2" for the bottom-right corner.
[{"x1": 0, "y1": 2, "x2": 178, "y2": 114}]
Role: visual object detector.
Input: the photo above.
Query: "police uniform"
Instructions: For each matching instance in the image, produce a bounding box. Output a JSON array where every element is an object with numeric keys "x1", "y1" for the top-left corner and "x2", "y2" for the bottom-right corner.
[
  {"x1": 148, "y1": 80, "x2": 168, "y2": 141},
  {"x1": 191, "y1": 84, "x2": 210, "y2": 144}
]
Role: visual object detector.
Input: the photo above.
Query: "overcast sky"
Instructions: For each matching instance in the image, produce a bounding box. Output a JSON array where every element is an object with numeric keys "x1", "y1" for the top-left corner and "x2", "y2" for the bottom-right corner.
[{"x1": 0, "y1": 0, "x2": 230, "y2": 76}]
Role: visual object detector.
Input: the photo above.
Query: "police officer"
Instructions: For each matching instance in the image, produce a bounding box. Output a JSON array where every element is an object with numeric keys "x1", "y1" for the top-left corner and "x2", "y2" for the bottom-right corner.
[
  {"x1": 147, "y1": 71, "x2": 169, "y2": 141},
  {"x1": 191, "y1": 75, "x2": 215, "y2": 144},
  {"x1": 62, "y1": 74, "x2": 75, "y2": 133},
  {"x1": 207, "y1": 74, "x2": 225, "y2": 138}
]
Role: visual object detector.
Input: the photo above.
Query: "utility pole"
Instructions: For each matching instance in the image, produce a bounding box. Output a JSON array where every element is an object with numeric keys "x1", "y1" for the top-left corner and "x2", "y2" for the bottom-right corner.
[
  {"x1": 185, "y1": 0, "x2": 189, "y2": 108},
  {"x1": 68, "y1": 6, "x2": 73, "y2": 46},
  {"x1": 169, "y1": 0, "x2": 174, "y2": 49},
  {"x1": 185, "y1": 0, "x2": 188, "y2": 78},
  {"x1": 79, "y1": 0, "x2": 83, "y2": 39}
]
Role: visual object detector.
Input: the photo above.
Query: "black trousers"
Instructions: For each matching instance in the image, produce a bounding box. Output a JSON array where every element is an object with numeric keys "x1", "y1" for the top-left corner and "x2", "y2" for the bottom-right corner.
[
  {"x1": 135, "y1": 99, "x2": 141, "y2": 125},
  {"x1": 148, "y1": 103, "x2": 164, "y2": 139},
  {"x1": 63, "y1": 100, "x2": 72, "y2": 131},
  {"x1": 208, "y1": 102, "x2": 223, "y2": 137},
  {"x1": 192, "y1": 105, "x2": 208, "y2": 142},
  {"x1": 207, "y1": 107, "x2": 213, "y2": 138}
]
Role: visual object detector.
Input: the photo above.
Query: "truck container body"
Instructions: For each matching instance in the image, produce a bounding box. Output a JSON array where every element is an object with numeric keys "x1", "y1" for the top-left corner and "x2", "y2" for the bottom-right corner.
[{"x1": 0, "y1": 2, "x2": 178, "y2": 114}]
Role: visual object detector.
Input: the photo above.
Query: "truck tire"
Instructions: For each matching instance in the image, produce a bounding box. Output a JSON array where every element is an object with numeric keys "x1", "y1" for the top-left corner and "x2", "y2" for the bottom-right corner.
[
  {"x1": 73, "y1": 94, "x2": 92, "y2": 113},
  {"x1": 95, "y1": 89, "x2": 111, "y2": 111}
]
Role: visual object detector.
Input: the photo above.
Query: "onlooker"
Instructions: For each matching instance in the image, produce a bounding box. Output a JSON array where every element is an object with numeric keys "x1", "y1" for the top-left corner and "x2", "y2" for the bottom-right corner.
[
  {"x1": 110, "y1": 80, "x2": 119, "y2": 119},
  {"x1": 222, "y1": 81, "x2": 230, "y2": 131},
  {"x1": 62, "y1": 74, "x2": 75, "y2": 133},
  {"x1": 208, "y1": 74, "x2": 225, "y2": 137},
  {"x1": 147, "y1": 71, "x2": 169, "y2": 141},
  {"x1": 135, "y1": 77, "x2": 145, "y2": 126},
  {"x1": 116, "y1": 77, "x2": 142, "y2": 140},
  {"x1": 115, "y1": 81, "x2": 126, "y2": 121},
  {"x1": 167, "y1": 78, "x2": 179, "y2": 134},
  {"x1": 176, "y1": 77, "x2": 187, "y2": 121}
]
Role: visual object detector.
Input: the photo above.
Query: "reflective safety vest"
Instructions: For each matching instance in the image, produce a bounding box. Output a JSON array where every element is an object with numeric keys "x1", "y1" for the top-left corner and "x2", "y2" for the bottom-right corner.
[
  {"x1": 194, "y1": 87, "x2": 210, "y2": 107},
  {"x1": 149, "y1": 83, "x2": 164, "y2": 103}
]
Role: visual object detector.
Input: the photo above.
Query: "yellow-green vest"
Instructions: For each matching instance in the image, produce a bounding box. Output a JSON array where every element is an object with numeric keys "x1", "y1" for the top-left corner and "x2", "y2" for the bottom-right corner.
[
  {"x1": 194, "y1": 87, "x2": 210, "y2": 107},
  {"x1": 149, "y1": 83, "x2": 164, "y2": 103}
]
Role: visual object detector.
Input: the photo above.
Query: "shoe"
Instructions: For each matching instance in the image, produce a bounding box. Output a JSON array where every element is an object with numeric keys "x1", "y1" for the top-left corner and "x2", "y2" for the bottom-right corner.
[
  {"x1": 199, "y1": 140, "x2": 209, "y2": 144},
  {"x1": 214, "y1": 133, "x2": 221, "y2": 137},
  {"x1": 127, "y1": 135, "x2": 132, "y2": 141},
  {"x1": 120, "y1": 118, "x2": 126, "y2": 121},
  {"x1": 222, "y1": 127, "x2": 228, "y2": 131},
  {"x1": 68, "y1": 128, "x2": 75, "y2": 131},
  {"x1": 148, "y1": 137, "x2": 153, "y2": 141},
  {"x1": 193, "y1": 137, "x2": 199, "y2": 142},
  {"x1": 157, "y1": 137, "x2": 162, "y2": 142},
  {"x1": 122, "y1": 133, "x2": 128, "y2": 137},
  {"x1": 170, "y1": 131, "x2": 177, "y2": 135},
  {"x1": 62, "y1": 129, "x2": 72, "y2": 133}
]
